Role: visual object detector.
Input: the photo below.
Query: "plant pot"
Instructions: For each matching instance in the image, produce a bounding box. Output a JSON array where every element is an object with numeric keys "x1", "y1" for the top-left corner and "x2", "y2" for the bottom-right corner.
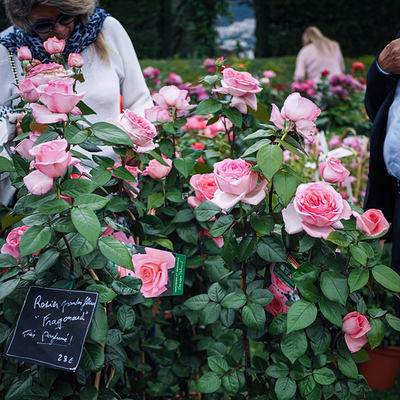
[{"x1": 358, "y1": 346, "x2": 400, "y2": 390}]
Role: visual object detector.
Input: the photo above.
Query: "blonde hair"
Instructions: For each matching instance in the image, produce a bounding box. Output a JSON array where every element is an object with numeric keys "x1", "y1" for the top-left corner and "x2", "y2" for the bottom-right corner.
[
  {"x1": 302, "y1": 26, "x2": 338, "y2": 55},
  {"x1": 4, "y1": 0, "x2": 109, "y2": 60}
]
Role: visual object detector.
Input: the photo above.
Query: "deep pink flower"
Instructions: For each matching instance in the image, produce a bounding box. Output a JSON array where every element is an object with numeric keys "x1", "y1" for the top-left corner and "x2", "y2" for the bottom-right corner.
[
  {"x1": 343, "y1": 312, "x2": 371, "y2": 353},
  {"x1": 205, "y1": 116, "x2": 232, "y2": 138},
  {"x1": 43, "y1": 36, "x2": 65, "y2": 54},
  {"x1": 17, "y1": 46, "x2": 32, "y2": 61},
  {"x1": 187, "y1": 173, "x2": 218, "y2": 208},
  {"x1": 353, "y1": 209, "x2": 389, "y2": 237},
  {"x1": 319, "y1": 157, "x2": 350, "y2": 183}
]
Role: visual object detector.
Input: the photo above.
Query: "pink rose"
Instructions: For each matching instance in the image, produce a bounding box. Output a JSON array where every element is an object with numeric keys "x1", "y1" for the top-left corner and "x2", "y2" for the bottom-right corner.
[
  {"x1": 23, "y1": 169, "x2": 54, "y2": 195},
  {"x1": 183, "y1": 116, "x2": 207, "y2": 132},
  {"x1": 264, "y1": 284, "x2": 289, "y2": 317},
  {"x1": 353, "y1": 209, "x2": 390, "y2": 237},
  {"x1": 282, "y1": 181, "x2": 352, "y2": 239},
  {"x1": 26, "y1": 63, "x2": 73, "y2": 86},
  {"x1": 153, "y1": 86, "x2": 195, "y2": 116},
  {"x1": 30, "y1": 103, "x2": 68, "y2": 124},
  {"x1": 110, "y1": 163, "x2": 141, "y2": 197},
  {"x1": 319, "y1": 157, "x2": 350, "y2": 183},
  {"x1": 187, "y1": 173, "x2": 218, "y2": 208},
  {"x1": 211, "y1": 158, "x2": 267, "y2": 209},
  {"x1": 68, "y1": 53, "x2": 84, "y2": 68},
  {"x1": 203, "y1": 58, "x2": 216, "y2": 69},
  {"x1": 165, "y1": 72, "x2": 183, "y2": 85},
  {"x1": 202, "y1": 229, "x2": 224, "y2": 248},
  {"x1": 29, "y1": 138, "x2": 75, "y2": 178},
  {"x1": 1, "y1": 225, "x2": 30, "y2": 259},
  {"x1": 102, "y1": 226, "x2": 135, "y2": 245},
  {"x1": 205, "y1": 116, "x2": 233, "y2": 138},
  {"x1": 270, "y1": 93, "x2": 321, "y2": 142},
  {"x1": 144, "y1": 106, "x2": 173, "y2": 124},
  {"x1": 131, "y1": 247, "x2": 176, "y2": 297},
  {"x1": 143, "y1": 157, "x2": 172, "y2": 179},
  {"x1": 263, "y1": 70, "x2": 276, "y2": 79},
  {"x1": 112, "y1": 110, "x2": 157, "y2": 153},
  {"x1": 213, "y1": 67, "x2": 262, "y2": 113},
  {"x1": 17, "y1": 46, "x2": 32, "y2": 61},
  {"x1": 11, "y1": 131, "x2": 41, "y2": 159},
  {"x1": 329, "y1": 135, "x2": 342, "y2": 148},
  {"x1": 38, "y1": 78, "x2": 85, "y2": 114},
  {"x1": 143, "y1": 66, "x2": 160, "y2": 79},
  {"x1": 342, "y1": 311, "x2": 371, "y2": 353},
  {"x1": 43, "y1": 36, "x2": 65, "y2": 54},
  {"x1": 17, "y1": 78, "x2": 40, "y2": 103}
]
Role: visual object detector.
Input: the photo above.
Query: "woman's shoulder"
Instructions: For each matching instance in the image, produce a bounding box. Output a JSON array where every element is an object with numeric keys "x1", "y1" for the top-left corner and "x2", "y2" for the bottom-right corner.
[{"x1": 101, "y1": 16, "x2": 126, "y2": 36}]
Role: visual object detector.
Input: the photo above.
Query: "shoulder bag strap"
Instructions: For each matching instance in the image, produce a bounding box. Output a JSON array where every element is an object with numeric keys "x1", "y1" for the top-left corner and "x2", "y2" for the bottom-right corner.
[{"x1": 8, "y1": 50, "x2": 19, "y2": 86}]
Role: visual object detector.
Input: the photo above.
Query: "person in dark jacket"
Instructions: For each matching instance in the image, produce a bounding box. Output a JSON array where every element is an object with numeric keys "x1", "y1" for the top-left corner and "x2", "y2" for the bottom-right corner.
[{"x1": 364, "y1": 36, "x2": 400, "y2": 314}]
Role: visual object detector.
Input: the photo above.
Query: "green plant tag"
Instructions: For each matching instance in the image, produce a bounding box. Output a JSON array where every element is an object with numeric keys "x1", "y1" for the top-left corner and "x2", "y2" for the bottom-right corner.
[{"x1": 172, "y1": 253, "x2": 186, "y2": 295}]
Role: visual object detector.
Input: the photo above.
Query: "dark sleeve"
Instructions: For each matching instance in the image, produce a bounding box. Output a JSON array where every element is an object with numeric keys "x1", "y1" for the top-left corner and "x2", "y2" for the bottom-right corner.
[{"x1": 364, "y1": 57, "x2": 399, "y2": 121}]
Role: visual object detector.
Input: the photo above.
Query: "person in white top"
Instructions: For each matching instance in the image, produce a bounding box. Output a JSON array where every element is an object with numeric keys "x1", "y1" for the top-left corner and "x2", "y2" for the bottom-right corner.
[
  {"x1": 0, "y1": 0, "x2": 153, "y2": 205},
  {"x1": 294, "y1": 26, "x2": 345, "y2": 83}
]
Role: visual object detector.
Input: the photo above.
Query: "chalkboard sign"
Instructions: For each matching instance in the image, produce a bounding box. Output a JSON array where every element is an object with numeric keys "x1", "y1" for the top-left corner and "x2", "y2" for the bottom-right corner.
[{"x1": 5, "y1": 286, "x2": 98, "y2": 372}]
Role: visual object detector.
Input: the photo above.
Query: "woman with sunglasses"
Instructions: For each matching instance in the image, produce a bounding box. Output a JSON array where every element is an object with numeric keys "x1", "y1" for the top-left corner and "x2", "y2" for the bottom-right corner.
[{"x1": 0, "y1": 0, "x2": 153, "y2": 205}]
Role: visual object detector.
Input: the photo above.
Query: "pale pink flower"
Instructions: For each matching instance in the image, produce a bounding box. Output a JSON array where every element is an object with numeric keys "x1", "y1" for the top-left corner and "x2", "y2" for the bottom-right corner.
[
  {"x1": 282, "y1": 181, "x2": 352, "y2": 239},
  {"x1": 144, "y1": 106, "x2": 173, "y2": 123},
  {"x1": 205, "y1": 116, "x2": 232, "y2": 138},
  {"x1": 153, "y1": 86, "x2": 195, "y2": 116},
  {"x1": 165, "y1": 72, "x2": 183, "y2": 85},
  {"x1": 183, "y1": 116, "x2": 207, "y2": 132},
  {"x1": 110, "y1": 162, "x2": 141, "y2": 197},
  {"x1": 202, "y1": 230, "x2": 224, "y2": 248},
  {"x1": 143, "y1": 66, "x2": 160, "y2": 79},
  {"x1": 30, "y1": 103, "x2": 68, "y2": 124},
  {"x1": 263, "y1": 70, "x2": 276, "y2": 79},
  {"x1": 319, "y1": 157, "x2": 350, "y2": 183},
  {"x1": 17, "y1": 46, "x2": 32, "y2": 61},
  {"x1": 23, "y1": 170, "x2": 54, "y2": 195},
  {"x1": 11, "y1": 131, "x2": 41, "y2": 159},
  {"x1": 68, "y1": 53, "x2": 84, "y2": 68},
  {"x1": 1, "y1": 225, "x2": 31, "y2": 259},
  {"x1": 17, "y1": 78, "x2": 40, "y2": 102},
  {"x1": 26, "y1": 63, "x2": 73, "y2": 86},
  {"x1": 142, "y1": 157, "x2": 172, "y2": 179},
  {"x1": 342, "y1": 312, "x2": 371, "y2": 353},
  {"x1": 211, "y1": 158, "x2": 267, "y2": 209},
  {"x1": 353, "y1": 209, "x2": 389, "y2": 237},
  {"x1": 43, "y1": 36, "x2": 65, "y2": 54},
  {"x1": 187, "y1": 173, "x2": 218, "y2": 208}
]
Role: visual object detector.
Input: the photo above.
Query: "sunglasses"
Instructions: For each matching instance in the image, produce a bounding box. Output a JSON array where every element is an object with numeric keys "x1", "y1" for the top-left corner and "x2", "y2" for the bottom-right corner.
[{"x1": 25, "y1": 13, "x2": 76, "y2": 34}]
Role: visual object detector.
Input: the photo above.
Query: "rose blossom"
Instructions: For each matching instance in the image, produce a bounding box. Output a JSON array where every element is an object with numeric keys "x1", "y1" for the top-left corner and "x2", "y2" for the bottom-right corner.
[
  {"x1": 270, "y1": 92, "x2": 321, "y2": 142},
  {"x1": 1, "y1": 225, "x2": 30, "y2": 259},
  {"x1": 264, "y1": 284, "x2": 289, "y2": 317},
  {"x1": 43, "y1": 36, "x2": 65, "y2": 54},
  {"x1": 202, "y1": 229, "x2": 224, "y2": 248},
  {"x1": 23, "y1": 169, "x2": 54, "y2": 195},
  {"x1": 112, "y1": 109, "x2": 157, "y2": 153},
  {"x1": 213, "y1": 67, "x2": 262, "y2": 113},
  {"x1": 187, "y1": 173, "x2": 218, "y2": 208},
  {"x1": 142, "y1": 157, "x2": 172, "y2": 179},
  {"x1": 153, "y1": 85, "x2": 195, "y2": 116},
  {"x1": 68, "y1": 53, "x2": 84, "y2": 68},
  {"x1": 16, "y1": 78, "x2": 40, "y2": 103},
  {"x1": 11, "y1": 131, "x2": 41, "y2": 159},
  {"x1": 282, "y1": 181, "x2": 352, "y2": 239},
  {"x1": 26, "y1": 63, "x2": 73, "y2": 86},
  {"x1": 211, "y1": 158, "x2": 267, "y2": 209},
  {"x1": 353, "y1": 209, "x2": 389, "y2": 237},
  {"x1": 29, "y1": 138, "x2": 76, "y2": 178},
  {"x1": 17, "y1": 46, "x2": 32, "y2": 61},
  {"x1": 110, "y1": 162, "x2": 141, "y2": 197},
  {"x1": 144, "y1": 105, "x2": 173, "y2": 123},
  {"x1": 165, "y1": 72, "x2": 183, "y2": 85},
  {"x1": 130, "y1": 247, "x2": 176, "y2": 297},
  {"x1": 342, "y1": 311, "x2": 371, "y2": 353},
  {"x1": 205, "y1": 116, "x2": 233, "y2": 138},
  {"x1": 319, "y1": 157, "x2": 350, "y2": 183},
  {"x1": 183, "y1": 116, "x2": 207, "y2": 132},
  {"x1": 143, "y1": 66, "x2": 160, "y2": 79}
]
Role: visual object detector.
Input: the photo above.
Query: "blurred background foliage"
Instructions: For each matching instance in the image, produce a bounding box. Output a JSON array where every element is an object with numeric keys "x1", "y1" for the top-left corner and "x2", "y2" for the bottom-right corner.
[{"x1": 0, "y1": 0, "x2": 399, "y2": 59}]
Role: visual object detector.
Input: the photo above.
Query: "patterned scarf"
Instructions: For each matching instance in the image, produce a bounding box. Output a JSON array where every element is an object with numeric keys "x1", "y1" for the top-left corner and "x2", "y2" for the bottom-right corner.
[{"x1": 0, "y1": 8, "x2": 109, "y2": 63}]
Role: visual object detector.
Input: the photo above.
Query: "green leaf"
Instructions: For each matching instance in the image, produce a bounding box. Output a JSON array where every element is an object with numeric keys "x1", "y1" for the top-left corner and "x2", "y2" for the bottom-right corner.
[
  {"x1": 88, "y1": 304, "x2": 108, "y2": 346},
  {"x1": 298, "y1": 375, "x2": 316, "y2": 397},
  {"x1": 171, "y1": 209, "x2": 194, "y2": 223},
  {"x1": 64, "y1": 232, "x2": 94, "y2": 257},
  {"x1": 220, "y1": 308, "x2": 235, "y2": 327},
  {"x1": 91, "y1": 122, "x2": 133, "y2": 145},
  {"x1": 5, "y1": 376, "x2": 33, "y2": 400},
  {"x1": 348, "y1": 268, "x2": 369, "y2": 292},
  {"x1": 35, "y1": 249, "x2": 59, "y2": 275},
  {"x1": 106, "y1": 197, "x2": 128, "y2": 212},
  {"x1": 299, "y1": 235, "x2": 315, "y2": 252},
  {"x1": 61, "y1": 178, "x2": 98, "y2": 197},
  {"x1": 208, "y1": 355, "x2": 229, "y2": 374},
  {"x1": 19, "y1": 225, "x2": 51, "y2": 257},
  {"x1": 208, "y1": 283, "x2": 226, "y2": 302},
  {"x1": 0, "y1": 254, "x2": 19, "y2": 268},
  {"x1": 266, "y1": 362, "x2": 289, "y2": 378},
  {"x1": 249, "y1": 103, "x2": 270, "y2": 122},
  {"x1": 0, "y1": 156, "x2": 14, "y2": 172},
  {"x1": 221, "y1": 290, "x2": 247, "y2": 309},
  {"x1": 242, "y1": 303, "x2": 266, "y2": 330},
  {"x1": 337, "y1": 355, "x2": 358, "y2": 379},
  {"x1": 147, "y1": 193, "x2": 165, "y2": 210},
  {"x1": 71, "y1": 207, "x2": 100, "y2": 248},
  {"x1": 257, "y1": 144, "x2": 283, "y2": 180},
  {"x1": 270, "y1": 314, "x2": 287, "y2": 335},
  {"x1": 98, "y1": 236, "x2": 133, "y2": 269},
  {"x1": 37, "y1": 199, "x2": 70, "y2": 214},
  {"x1": 320, "y1": 271, "x2": 349, "y2": 306},
  {"x1": 326, "y1": 231, "x2": 351, "y2": 247},
  {"x1": 312, "y1": 368, "x2": 336, "y2": 385},
  {"x1": 177, "y1": 225, "x2": 198, "y2": 245},
  {"x1": 281, "y1": 330, "x2": 308, "y2": 363},
  {"x1": 64, "y1": 125, "x2": 88, "y2": 144},
  {"x1": 221, "y1": 371, "x2": 240, "y2": 396},
  {"x1": 275, "y1": 377, "x2": 296, "y2": 400},
  {"x1": 243, "y1": 129, "x2": 270, "y2": 141},
  {"x1": 386, "y1": 313, "x2": 400, "y2": 331},
  {"x1": 367, "y1": 318, "x2": 385, "y2": 349},
  {"x1": 184, "y1": 294, "x2": 210, "y2": 310},
  {"x1": 197, "y1": 372, "x2": 221, "y2": 394},
  {"x1": 112, "y1": 165, "x2": 137, "y2": 181},
  {"x1": 80, "y1": 344, "x2": 104, "y2": 372},
  {"x1": 159, "y1": 138, "x2": 175, "y2": 158},
  {"x1": 250, "y1": 213, "x2": 274, "y2": 235},
  {"x1": 74, "y1": 194, "x2": 110, "y2": 210},
  {"x1": 90, "y1": 166, "x2": 112, "y2": 186},
  {"x1": 249, "y1": 288, "x2": 274, "y2": 306},
  {"x1": 257, "y1": 236, "x2": 286, "y2": 262},
  {"x1": 86, "y1": 284, "x2": 117, "y2": 303},
  {"x1": 350, "y1": 244, "x2": 367, "y2": 265},
  {"x1": 194, "y1": 200, "x2": 221, "y2": 222},
  {"x1": 225, "y1": 107, "x2": 242, "y2": 126},
  {"x1": 273, "y1": 169, "x2": 298, "y2": 206},
  {"x1": 287, "y1": 300, "x2": 317, "y2": 334},
  {"x1": 111, "y1": 277, "x2": 141, "y2": 295},
  {"x1": 80, "y1": 386, "x2": 98, "y2": 400},
  {"x1": 201, "y1": 302, "x2": 221, "y2": 324},
  {"x1": 117, "y1": 304, "x2": 135, "y2": 331},
  {"x1": 196, "y1": 98, "x2": 222, "y2": 115},
  {"x1": 208, "y1": 215, "x2": 234, "y2": 237},
  {"x1": 32, "y1": 130, "x2": 59, "y2": 146},
  {"x1": 293, "y1": 263, "x2": 320, "y2": 285},
  {"x1": 372, "y1": 265, "x2": 400, "y2": 292},
  {"x1": 0, "y1": 278, "x2": 20, "y2": 302},
  {"x1": 241, "y1": 138, "x2": 271, "y2": 158},
  {"x1": 318, "y1": 298, "x2": 344, "y2": 327},
  {"x1": 173, "y1": 158, "x2": 196, "y2": 178}
]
